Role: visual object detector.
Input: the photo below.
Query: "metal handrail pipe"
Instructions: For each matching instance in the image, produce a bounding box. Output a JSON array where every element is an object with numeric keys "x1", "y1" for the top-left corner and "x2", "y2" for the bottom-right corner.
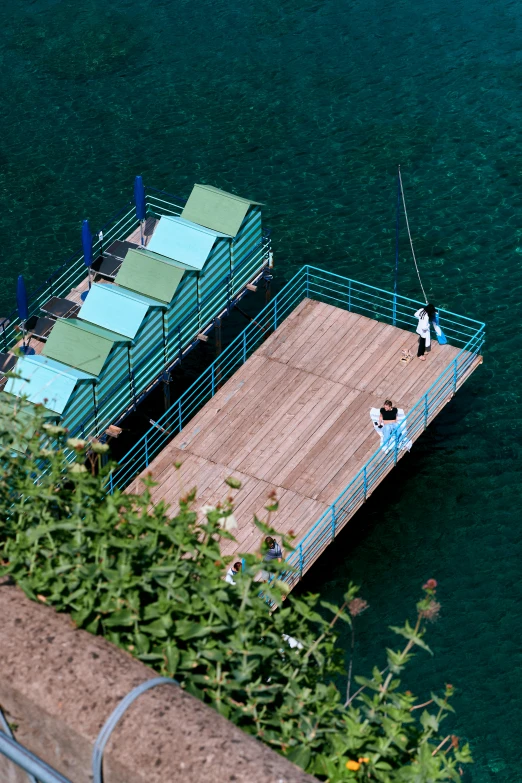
[{"x1": 0, "y1": 733, "x2": 73, "y2": 783}]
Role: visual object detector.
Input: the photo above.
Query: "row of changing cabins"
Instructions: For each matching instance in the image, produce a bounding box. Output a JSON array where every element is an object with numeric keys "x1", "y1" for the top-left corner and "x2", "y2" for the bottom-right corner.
[{"x1": 3, "y1": 183, "x2": 268, "y2": 445}]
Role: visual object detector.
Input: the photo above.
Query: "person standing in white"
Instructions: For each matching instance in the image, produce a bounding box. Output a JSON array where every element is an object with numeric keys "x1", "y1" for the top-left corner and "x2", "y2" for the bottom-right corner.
[{"x1": 414, "y1": 303, "x2": 436, "y2": 361}]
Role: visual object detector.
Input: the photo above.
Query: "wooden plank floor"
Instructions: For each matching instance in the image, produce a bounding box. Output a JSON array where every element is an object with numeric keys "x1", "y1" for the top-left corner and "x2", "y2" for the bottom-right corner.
[{"x1": 127, "y1": 298, "x2": 481, "y2": 562}]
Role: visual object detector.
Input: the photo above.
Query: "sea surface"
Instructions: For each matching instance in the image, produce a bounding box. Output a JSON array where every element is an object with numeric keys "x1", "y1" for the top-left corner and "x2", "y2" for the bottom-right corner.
[{"x1": 1, "y1": 0, "x2": 520, "y2": 779}]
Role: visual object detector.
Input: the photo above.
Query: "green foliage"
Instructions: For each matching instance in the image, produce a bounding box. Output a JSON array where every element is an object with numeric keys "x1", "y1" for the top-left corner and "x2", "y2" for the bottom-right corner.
[{"x1": 0, "y1": 402, "x2": 472, "y2": 782}]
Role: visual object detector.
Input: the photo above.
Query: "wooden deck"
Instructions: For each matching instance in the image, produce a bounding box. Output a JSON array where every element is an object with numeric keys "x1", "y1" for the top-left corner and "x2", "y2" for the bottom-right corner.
[
  {"x1": 10, "y1": 217, "x2": 159, "y2": 356},
  {"x1": 127, "y1": 298, "x2": 481, "y2": 561}
]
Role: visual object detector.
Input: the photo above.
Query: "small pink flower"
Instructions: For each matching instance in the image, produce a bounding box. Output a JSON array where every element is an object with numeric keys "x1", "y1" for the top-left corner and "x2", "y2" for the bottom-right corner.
[
  {"x1": 423, "y1": 578, "x2": 438, "y2": 590},
  {"x1": 420, "y1": 600, "x2": 441, "y2": 622},
  {"x1": 348, "y1": 597, "x2": 369, "y2": 617}
]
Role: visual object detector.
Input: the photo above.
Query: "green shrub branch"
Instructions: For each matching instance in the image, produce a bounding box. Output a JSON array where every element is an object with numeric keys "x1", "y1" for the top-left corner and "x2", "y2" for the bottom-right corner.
[{"x1": 0, "y1": 401, "x2": 472, "y2": 782}]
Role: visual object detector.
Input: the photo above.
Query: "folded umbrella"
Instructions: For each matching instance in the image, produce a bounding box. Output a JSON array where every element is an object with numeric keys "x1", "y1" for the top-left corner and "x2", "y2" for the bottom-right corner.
[
  {"x1": 16, "y1": 274, "x2": 34, "y2": 355},
  {"x1": 81, "y1": 219, "x2": 93, "y2": 301},
  {"x1": 134, "y1": 175, "x2": 146, "y2": 245}
]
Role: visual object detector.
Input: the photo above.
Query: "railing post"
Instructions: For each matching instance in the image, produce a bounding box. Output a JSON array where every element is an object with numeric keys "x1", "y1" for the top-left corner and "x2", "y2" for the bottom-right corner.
[
  {"x1": 144, "y1": 432, "x2": 149, "y2": 467},
  {"x1": 109, "y1": 472, "x2": 114, "y2": 494},
  {"x1": 331, "y1": 507, "x2": 336, "y2": 541},
  {"x1": 242, "y1": 331, "x2": 247, "y2": 364},
  {"x1": 299, "y1": 545, "x2": 304, "y2": 578},
  {"x1": 363, "y1": 466, "x2": 367, "y2": 500},
  {"x1": 178, "y1": 399, "x2": 182, "y2": 432},
  {"x1": 274, "y1": 296, "x2": 278, "y2": 331},
  {"x1": 453, "y1": 358, "x2": 458, "y2": 393},
  {"x1": 424, "y1": 393, "x2": 429, "y2": 429},
  {"x1": 305, "y1": 267, "x2": 310, "y2": 298},
  {"x1": 211, "y1": 364, "x2": 215, "y2": 396},
  {"x1": 394, "y1": 429, "x2": 399, "y2": 466},
  {"x1": 348, "y1": 280, "x2": 352, "y2": 312}
]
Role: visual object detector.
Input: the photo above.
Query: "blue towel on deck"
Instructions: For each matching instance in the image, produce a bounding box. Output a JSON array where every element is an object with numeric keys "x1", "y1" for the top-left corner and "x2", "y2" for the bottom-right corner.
[
  {"x1": 370, "y1": 408, "x2": 412, "y2": 453},
  {"x1": 432, "y1": 312, "x2": 447, "y2": 345}
]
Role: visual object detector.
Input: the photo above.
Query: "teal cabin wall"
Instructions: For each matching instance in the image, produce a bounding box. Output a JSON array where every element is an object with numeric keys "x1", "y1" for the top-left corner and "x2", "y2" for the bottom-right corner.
[
  {"x1": 92, "y1": 343, "x2": 133, "y2": 437},
  {"x1": 60, "y1": 381, "x2": 97, "y2": 438},
  {"x1": 165, "y1": 272, "x2": 199, "y2": 361},
  {"x1": 197, "y1": 207, "x2": 263, "y2": 328},
  {"x1": 198, "y1": 238, "x2": 232, "y2": 328},
  {"x1": 129, "y1": 308, "x2": 166, "y2": 395},
  {"x1": 230, "y1": 207, "x2": 263, "y2": 296}
]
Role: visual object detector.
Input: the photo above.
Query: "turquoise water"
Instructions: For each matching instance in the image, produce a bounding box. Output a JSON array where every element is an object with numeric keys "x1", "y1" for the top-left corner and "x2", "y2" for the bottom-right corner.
[{"x1": 1, "y1": 0, "x2": 520, "y2": 778}]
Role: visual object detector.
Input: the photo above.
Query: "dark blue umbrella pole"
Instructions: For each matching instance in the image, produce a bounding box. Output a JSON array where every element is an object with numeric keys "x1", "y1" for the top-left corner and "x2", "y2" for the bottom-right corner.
[
  {"x1": 81, "y1": 219, "x2": 93, "y2": 301},
  {"x1": 16, "y1": 274, "x2": 34, "y2": 355},
  {"x1": 134, "y1": 175, "x2": 146, "y2": 246}
]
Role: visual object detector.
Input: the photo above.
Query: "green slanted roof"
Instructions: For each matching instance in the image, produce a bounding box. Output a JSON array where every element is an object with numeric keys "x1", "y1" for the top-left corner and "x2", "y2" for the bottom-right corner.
[
  {"x1": 43, "y1": 318, "x2": 130, "y2": 377},
  {"x1": 115, "y1": 248, "x2": 186, "y2": 303},
  {"x1": 181, "y1": 184, "x2": 262, "y2": 237},
  {"x1": 132, "y1": 246, "x2": 199, "y2": 272}
]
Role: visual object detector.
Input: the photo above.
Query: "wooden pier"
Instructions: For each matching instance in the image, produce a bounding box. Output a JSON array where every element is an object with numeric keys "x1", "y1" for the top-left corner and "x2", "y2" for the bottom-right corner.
[{"x1": 126, "y1": 295, "x2": 482, "y2": 572}]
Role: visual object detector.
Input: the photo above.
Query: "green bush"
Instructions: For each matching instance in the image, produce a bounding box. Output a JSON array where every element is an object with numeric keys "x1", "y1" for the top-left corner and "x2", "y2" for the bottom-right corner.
[{"x1": 0, "y1": 402, "x2": 471, "y2": 781}]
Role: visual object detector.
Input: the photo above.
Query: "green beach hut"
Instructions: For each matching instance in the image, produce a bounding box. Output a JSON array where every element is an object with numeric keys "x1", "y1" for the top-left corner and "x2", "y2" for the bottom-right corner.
[
  {"x1": 180, "y1": 184, "x2": 264, "y2": 308},
  {"x1": 42, "y1": 316, "x2": 132, "y2": 438},
  {"x1": 4, "y1": 354, "x2": 97, "y2": 436}
]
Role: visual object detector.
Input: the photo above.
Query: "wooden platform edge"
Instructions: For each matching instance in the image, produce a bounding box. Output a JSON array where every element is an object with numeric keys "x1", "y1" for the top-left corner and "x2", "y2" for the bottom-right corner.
[{"x1": 284, "y1": 351, "x2": 484, "y2": 589}]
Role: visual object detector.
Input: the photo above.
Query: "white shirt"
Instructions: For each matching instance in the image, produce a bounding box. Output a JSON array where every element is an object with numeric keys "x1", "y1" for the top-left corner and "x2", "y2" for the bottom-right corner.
[
  {"x1": 225, "y1": 567, "x2": 238, "y2": 584},
  {"x1": 414, "y1": 308, "x2": 431, "y2": 346}
]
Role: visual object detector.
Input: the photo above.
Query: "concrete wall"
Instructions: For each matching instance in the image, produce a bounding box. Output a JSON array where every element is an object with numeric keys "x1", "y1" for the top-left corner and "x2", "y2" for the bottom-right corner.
[{"x1": 0, "y1": 580, "x2": 317, "y2": 783}]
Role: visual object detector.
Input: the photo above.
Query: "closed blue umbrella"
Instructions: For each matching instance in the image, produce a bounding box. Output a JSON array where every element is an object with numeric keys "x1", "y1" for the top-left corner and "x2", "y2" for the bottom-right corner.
[
  {"x1": 16, "y1": 274, "x2": 34, "y2": 354},
  {"x1": 16, "y1": 275, "x2": 29, "y2": 322},
  {"x1": 134, "y1": 175, "x2": 146, "y2": 245},
  {"x1": 82, "y1": 219, "x2": 93, "y2": 268},
  {"x1": 81, "y1": 219, "x2": 93, "y2": 301}
]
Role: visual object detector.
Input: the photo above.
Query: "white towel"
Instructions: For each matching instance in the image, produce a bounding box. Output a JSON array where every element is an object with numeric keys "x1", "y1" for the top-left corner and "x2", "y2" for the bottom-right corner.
[{"x1": 370, "y1": 408, "x2": 412, "y2": 453}]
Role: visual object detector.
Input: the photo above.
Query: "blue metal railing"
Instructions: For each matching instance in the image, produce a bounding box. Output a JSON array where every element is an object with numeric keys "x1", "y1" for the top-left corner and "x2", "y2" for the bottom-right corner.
[
  {"x1": 0, "y1": 677, "x2": 178, "y2": 783},
  {"x1": 108, "y1": 267, "x2": 485, "y2": 543},
  {"x1": 0, "y1": 188, "x2": 187, "y2": 353},
  {"x1": 66, "y1": 233, "x2": 271, "y2": 441},
  {"x1": 280, "y1": 270, "x2": 485, "y2": 588},
  {"x1": 2, "y1": 185, "x2": 271, "y2": 447},
  {"x1": 0, "y1": 732, "x2": 71, "y2": 783}
]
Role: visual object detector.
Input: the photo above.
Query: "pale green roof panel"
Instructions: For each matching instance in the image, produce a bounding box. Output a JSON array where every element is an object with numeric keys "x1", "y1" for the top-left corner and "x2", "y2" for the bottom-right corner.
[
  {"x1": 43, "y1": 318, "x2": 128, "y2": 377},
  {"x1": 181, "y1": 184, "x2": 262, "y2": 237},
  {"x1": 115, "y1": 248, "x2": 186, "y2": 304},
  {"x1": 65, "y1": 319, "x2": 130, "y2": 343},
  {"x1": 133, "y1": 246, "x2": 199, "y2": 272}
]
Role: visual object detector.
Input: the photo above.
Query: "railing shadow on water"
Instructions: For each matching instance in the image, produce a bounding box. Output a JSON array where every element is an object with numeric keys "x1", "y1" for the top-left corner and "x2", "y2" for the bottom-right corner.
[{"x1": 108, "y1": 266, "x2": 485, "y2": 589}]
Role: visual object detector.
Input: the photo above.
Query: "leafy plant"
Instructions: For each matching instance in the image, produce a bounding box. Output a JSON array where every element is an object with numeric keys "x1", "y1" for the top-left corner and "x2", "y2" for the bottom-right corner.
[{"x1": 0, "y1": 401, "x2": 472, "y2": 781}]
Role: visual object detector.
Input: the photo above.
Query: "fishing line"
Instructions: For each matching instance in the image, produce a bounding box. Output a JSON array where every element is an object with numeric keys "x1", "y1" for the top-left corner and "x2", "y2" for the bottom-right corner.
[{"x1": 398, "y1": 168, "x2": 429, "y2": 302}]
